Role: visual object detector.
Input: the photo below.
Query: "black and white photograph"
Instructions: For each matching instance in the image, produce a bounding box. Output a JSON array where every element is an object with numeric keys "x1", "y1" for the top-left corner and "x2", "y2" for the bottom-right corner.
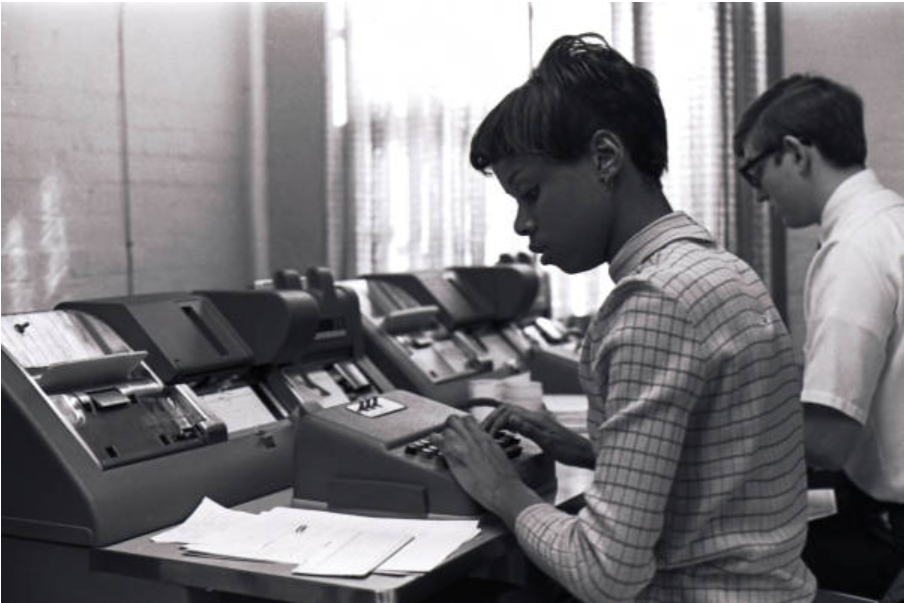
[{"x1": 2, "y1": 3, "x2": 902, "y2": 603}]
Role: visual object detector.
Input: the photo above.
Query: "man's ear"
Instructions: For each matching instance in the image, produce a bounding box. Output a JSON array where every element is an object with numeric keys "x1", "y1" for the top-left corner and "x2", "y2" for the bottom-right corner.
[
  {"x1": 589, "y1": 129, "x2": 624, "y2": 185},
  {"x1": 782, "y1": 134, "x2": 811, "y2": 175}
]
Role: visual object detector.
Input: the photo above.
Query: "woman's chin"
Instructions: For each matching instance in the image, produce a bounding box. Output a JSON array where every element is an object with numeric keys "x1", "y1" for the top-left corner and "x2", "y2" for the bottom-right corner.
[{"x1": 551, "y1": 256, "x2": 605, "y2": 275}]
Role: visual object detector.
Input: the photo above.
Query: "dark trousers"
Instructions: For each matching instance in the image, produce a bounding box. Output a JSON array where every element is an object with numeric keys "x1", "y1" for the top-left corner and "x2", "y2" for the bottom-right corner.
[{"x1": 803, "y1": 472, "x2": 904, "y2": 600}]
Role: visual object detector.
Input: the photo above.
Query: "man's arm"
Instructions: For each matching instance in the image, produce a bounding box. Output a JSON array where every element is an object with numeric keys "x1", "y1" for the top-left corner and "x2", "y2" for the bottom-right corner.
[
  {"x1": 803, "y1": 403, "x2": 862, "y2": 471},
  {"x1": 801, "y1": 242, "x2": 891, "y2": 471}
]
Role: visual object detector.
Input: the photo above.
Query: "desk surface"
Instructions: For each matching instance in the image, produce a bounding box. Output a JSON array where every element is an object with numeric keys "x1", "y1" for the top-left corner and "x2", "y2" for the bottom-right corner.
[
  {"x1": 90, "y1": 489, "x2": 517, "y2": 603},
  {"x1": 91, "y1": 401, "x2": 595, "y2": 603}
]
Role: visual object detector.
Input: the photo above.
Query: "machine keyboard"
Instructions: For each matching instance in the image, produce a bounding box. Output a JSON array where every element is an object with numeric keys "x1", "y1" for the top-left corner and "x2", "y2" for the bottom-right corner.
[{"x1": 404, "y1": 429, "x2": 523, "y2": 461}]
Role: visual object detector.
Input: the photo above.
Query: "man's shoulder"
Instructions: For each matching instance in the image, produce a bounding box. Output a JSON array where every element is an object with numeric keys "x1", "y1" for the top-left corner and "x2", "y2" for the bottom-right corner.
[
  {"x1": 823, "y1": 198, "x2": 904, "y2": 264},
  {"x1": 833, "y1": 185, "x2": 904, "y2": 238}
]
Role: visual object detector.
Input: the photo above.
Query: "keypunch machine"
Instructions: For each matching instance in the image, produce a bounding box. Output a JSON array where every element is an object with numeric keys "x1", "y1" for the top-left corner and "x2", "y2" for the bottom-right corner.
[
  {"x1": 342, "y1": 262, "x2": 583, "y2": 403},
  {"x1": 3, "y1": 266, "x2": 557, "y2": 600},
  {"x1": 263, "y1": 267, "x2": 556, "y2": 517},
  {"x1": 2, "y1": 293, "x2": 306, "y2": 603}
]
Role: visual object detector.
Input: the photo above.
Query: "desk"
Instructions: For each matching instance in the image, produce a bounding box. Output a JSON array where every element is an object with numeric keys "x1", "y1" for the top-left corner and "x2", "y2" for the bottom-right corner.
[
  {"x1": 90, "y1": 490, "x2": 518, "y2": 603},
  {"x1": 91, "y1": 399, "x2": 595, "y2": 603},
  {"x1": 93, "y1": 392, "x2": 847, "y2": 603}
]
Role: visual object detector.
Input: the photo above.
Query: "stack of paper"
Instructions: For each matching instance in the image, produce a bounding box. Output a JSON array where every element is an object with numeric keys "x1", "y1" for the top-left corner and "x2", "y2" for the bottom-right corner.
[
  {"x1": 265, "y1": 506, "x2": 482, "y2": 575},
  {"x1": 152, "y1": 498, "x2": 481, "y2": 577}
]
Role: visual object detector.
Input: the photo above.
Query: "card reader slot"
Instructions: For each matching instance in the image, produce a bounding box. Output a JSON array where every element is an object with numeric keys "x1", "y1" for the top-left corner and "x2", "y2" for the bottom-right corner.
[
  {"x1": 380, "y1": 306, "x2": 440, "y2": 335},
  {"x1": 333, "y1": 361, "x2": 370, "y2": 392},
  {"x1": 116, "y1": 377, "x2": 165, "y2": 398},
  {"x1": 36, "y1": 351, "x2": 149, "y2": 394},
  {"x1": 67, "y1": 377, "x2": 164, "y2": 412},
  {"x1": 167, "y1": 384, "x2": 228, "y2": 443},
  {"x1": 89, "y1": 390, "x2": 131, "y2": 409},
  {"x1": 451, "y1": 332, "x2": 493, "y2": 371},
  {"x1": 180, "y1": 304, "x2": 229, "y2": 356},
  {"x1": 368, "y1": 280, "x2": 421, "y2": 316}
]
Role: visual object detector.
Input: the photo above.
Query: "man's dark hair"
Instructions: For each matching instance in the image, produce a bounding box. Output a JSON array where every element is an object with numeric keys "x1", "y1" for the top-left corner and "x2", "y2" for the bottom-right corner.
[
  {"x1": 469, "y1": 33, "x2": 668, "y2": 186},
  {"x1": 733, "y1": 74, "x2": 867, "y2": 169}
]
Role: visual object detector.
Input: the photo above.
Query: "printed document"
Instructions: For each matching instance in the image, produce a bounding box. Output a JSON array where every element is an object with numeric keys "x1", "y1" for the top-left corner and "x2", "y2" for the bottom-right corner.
[
  {"x1": 263, "y1": 507, "x2": 481, "y2": 574},
  {"x1": 151, "y1": 498, "x2": 480, "y2": 577}
]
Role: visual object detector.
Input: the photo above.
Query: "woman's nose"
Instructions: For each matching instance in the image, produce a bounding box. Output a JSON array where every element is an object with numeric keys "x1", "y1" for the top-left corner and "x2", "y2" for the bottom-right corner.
[{"x1": 514, "y1": 204, "x2": 534, "y2": 236}]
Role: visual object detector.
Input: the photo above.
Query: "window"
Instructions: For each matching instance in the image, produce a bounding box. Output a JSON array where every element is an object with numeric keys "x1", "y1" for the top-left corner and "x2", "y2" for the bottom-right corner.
[{"x1": 327, "y1": 3, "x2": 779, "y2": 319}]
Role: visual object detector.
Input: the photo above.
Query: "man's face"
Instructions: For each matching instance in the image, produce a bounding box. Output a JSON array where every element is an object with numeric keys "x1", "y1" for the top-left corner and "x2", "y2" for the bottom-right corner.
[
  {"x1": 492, "y1": 154, "x2": 613, "y2": 274},
  {"x1": 740, "y1": 139, "x2": 819, "y2": 229}
]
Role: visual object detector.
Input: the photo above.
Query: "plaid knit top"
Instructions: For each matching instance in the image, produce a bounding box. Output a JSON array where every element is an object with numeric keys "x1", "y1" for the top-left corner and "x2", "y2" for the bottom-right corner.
[{"x1": 515, "y1": 212, "x2": 816, "y2": 602}]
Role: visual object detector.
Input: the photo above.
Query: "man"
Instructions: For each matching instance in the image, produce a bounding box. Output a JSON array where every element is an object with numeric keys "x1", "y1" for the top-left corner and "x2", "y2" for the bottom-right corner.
[
  {"x1": 433, "y1": 34, "x2": 815, "y2": 602},
  {"x1": 734, "y1": 73, "x2": 904, "y2": 599}
]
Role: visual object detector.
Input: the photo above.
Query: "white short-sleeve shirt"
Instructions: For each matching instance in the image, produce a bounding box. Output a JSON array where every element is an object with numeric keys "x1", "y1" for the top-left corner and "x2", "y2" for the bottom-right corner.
[{"x1": 803, "y1": 168, "x2": 904, "y2": 503}]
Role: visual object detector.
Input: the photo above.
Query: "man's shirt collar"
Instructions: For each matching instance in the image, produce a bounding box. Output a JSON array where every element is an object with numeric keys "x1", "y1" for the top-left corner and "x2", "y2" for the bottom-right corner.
[{"x1": 820, "y1": 168, "x2": 879, "y2": 244}]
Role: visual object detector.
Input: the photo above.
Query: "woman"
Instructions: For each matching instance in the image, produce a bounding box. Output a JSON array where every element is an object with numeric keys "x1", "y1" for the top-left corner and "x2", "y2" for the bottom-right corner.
[{"x1": 433, "y1": 33, "x2": 816, "y2": 603}]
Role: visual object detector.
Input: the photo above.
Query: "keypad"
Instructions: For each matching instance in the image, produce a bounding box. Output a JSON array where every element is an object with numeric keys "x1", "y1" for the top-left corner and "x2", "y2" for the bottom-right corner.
[{"x1": 404, "y1": 430, "x2": 523, "y2": 461}]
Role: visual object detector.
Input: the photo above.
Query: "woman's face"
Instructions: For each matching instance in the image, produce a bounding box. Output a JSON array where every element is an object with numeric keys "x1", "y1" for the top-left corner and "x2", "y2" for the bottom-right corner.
[{"x1": 492, "y1": 154, "x2": 615, "y2": 274}]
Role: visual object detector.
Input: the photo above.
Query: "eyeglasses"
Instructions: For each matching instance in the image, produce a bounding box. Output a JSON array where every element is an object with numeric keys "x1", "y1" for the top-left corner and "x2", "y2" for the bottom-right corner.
[{"x1": 738, "y1": 147, "x2": 779, "y2": 189}]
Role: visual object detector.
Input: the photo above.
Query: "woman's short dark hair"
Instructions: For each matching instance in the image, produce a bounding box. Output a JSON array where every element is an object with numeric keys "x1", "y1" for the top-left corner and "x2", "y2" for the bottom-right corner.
[
  {"x1": 469, "y1": 33, "x2": 668, "y2": 186},
  {"x1": 733, "y1": 74, "x2": 867, "y2": 169}
]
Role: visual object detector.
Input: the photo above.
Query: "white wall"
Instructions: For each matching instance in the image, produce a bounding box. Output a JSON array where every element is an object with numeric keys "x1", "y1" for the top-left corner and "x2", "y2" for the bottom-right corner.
[
  {"x1": 1, "y1": 4, "x2": 329, "y2": 314},
  {"x1": 781, "y1": 2, "x2": 904, "y2": 353},
  {"x1": 1, "y1": 4, "x2": 253, "y2": 312}
]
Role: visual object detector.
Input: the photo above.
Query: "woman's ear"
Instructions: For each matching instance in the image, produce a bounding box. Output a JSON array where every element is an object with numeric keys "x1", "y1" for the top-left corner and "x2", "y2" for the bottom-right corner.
[{"x1": 589, "y1": 129, "x2": 624, "y2": 186}]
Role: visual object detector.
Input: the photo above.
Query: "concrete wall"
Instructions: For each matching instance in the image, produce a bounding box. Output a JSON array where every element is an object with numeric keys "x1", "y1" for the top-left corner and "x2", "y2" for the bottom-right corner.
[
  {"x1": 125, "y1": 4, "x2": 254, "y2": 295},
  {"x1": 265, "y1": 3, "x2": 327, "y2": 276},
  {"x1": 3, "y1": 4, "x2": 129, "y2": 311},
  {"x1": 1, "y1": 3, "x2": 328, "y2": 314},
  {"x1": 781, "y1": 3, "x2": 904, "y2": 353}
]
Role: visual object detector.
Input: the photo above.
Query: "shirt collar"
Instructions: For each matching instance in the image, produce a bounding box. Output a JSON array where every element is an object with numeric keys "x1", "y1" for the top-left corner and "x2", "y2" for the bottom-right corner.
[
  {"x1": 820, "y1": 168, "x2": 881, "y2": 244},
  {"x1": 609, "y1": 211, "x2": 715, "y2": 282}
]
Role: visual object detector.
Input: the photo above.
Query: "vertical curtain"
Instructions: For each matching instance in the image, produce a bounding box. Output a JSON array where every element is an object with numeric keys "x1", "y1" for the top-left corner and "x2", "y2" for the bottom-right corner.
[
  {"x1": 633, "y1": 3, "x2": 782, "y2": 303},
  {"x1": 327, "y1": 2, "x2": 782, "y2": 318},
  {"x1": 326, "y1": 3, "x2": 529, "y2": 279}
]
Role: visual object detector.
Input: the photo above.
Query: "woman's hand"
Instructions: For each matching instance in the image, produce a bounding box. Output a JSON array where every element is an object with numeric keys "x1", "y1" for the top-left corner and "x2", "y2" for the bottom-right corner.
[
  {"x1": 482, "y1": 404, "x2": 595, "y2": 469},
  {"x1": 432, "y1": 415, "x2": 542, "y2": 527}
]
